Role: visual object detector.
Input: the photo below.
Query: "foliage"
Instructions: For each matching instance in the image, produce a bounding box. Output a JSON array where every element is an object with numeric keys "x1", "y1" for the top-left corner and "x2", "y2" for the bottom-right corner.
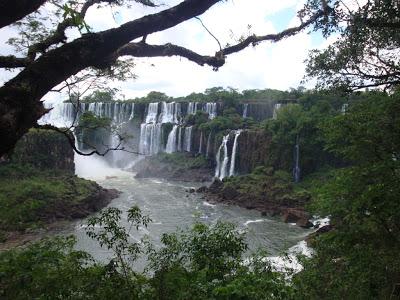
[
  {"x1": 0, "y1": 163, "x2": 100, "y2": 232},
  {"x1": 304, "y1": 0, "x2": 400, "y2": 90},
  {"x1": 264, "y1": 90, "x2": 346, "y2": 176},
  {"x1": 0, "y1": 236, "x2": 141, "y2": 299},
  {"x1": 293, "y1": 91, "x2": 400, "y2": 299},
  {"x1": 222, "y1": 166, "x2": 310, "y2": 207},
  {"x1": 0, "y1": 206, "x2": 293, "y2": 300},
  {"x1": 75, "y1": 112, "x2": 113, "y2": 151}
]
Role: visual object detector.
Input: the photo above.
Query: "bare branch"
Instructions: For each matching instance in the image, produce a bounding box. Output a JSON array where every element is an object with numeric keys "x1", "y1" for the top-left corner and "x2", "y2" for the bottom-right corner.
[
  {"x1": 220, "y1": 10, "x2": 324, "y2": 56},
  {"x1": 36, "y1": 124, "x2": 141, "y2": 156}
]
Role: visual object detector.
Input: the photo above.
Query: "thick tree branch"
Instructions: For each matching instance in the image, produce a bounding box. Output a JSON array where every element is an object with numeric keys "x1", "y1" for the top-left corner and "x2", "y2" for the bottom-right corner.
[
  {"x1": 117, "y1": 42, "x2": 225, "y2": 69},
  {"x1": 115, "y1": 11, "x2": 324, "y2": 69},
  {"x1": 0, "y1": 0, "x2": 47, "y2": 29},
  {"x1": 0, "y1": 0, "x2": 222, "y2": 156}
]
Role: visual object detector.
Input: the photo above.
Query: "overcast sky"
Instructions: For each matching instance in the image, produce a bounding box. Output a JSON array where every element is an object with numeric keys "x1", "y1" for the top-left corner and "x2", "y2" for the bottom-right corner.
[{"x1": 0, "y1": 0, "x2": 333, "y2": 101}]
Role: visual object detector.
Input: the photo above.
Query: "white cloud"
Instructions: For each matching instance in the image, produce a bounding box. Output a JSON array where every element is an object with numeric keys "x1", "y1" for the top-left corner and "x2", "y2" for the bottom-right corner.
[{"x1": 0, "y1": 0, "x2": 329, "y2": 100}]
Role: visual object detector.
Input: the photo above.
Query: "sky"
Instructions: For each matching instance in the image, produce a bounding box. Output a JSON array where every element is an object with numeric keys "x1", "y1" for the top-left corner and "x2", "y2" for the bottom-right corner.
[{"x1": 0, "y1": 0, "x2": 332, "y2": 101}]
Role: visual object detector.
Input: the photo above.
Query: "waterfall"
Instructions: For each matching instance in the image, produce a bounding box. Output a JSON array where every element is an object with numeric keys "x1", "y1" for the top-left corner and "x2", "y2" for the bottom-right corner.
[
  {"x1": 198, "y1": 131, "x2": 203, "y2": 154},
  {"x1": 229, "y1": 130, "x2": 241, "y2": 176},
  {"x1": 204, "y1": 103, "x2": 217, "y2": 119},
  {"x1": 183, "y1": 126, "x2": 193, "y2": 152},
  {"x1": 273, "y1": 103, "x2": 282, "y2": 119},
  {"x1": 145, "y1": 102, "x2": 159, "y2": 123},
  {"x1": 205, "y1": 132, "x2": 211, "y2": 158},
  {"x1": 166, "y1": 125, "x2": 178, "y2": 153},
  {"x1": 177, "y1": 126, "x2": 182, "y2": 152},
  {"x1": 242, "y1": 103, "x2": 248, "y2": 118},
  {"x1": 129, "y1": 103, "x2": 135, "y2": 120},
  {"x1": 139, "y1": 123, "x2": 163, "y2": 155},
  {"x1": 215, "y1": 133, "x2": 230, "y2": 180},
  {"x1": 187, "y1": 102, "x2": 197, "y2": 115},
  {"x1": 341, "y1": 103, "x2": 348, "y2": 114},
  {"x1": 293, "y1": 135, "x2": 301, "y2": 183}
]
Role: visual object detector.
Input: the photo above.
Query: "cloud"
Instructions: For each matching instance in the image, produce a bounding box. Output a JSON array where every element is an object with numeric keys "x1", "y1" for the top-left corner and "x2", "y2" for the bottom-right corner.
[{"x1": 0, "y1": 0, "x2": 328, "y2": 100}]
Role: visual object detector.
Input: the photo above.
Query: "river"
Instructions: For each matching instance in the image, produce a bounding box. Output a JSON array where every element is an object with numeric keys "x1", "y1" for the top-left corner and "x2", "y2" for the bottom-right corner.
[{"x1": 71, "y1": 155, "x2": 311, "y2": 268}]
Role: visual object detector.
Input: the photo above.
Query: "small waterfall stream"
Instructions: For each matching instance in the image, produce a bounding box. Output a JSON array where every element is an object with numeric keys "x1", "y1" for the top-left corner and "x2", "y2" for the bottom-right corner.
[
  {"x1": 205, "y1": 132, "x2": 211, "y2": 158},
  {"x1": 229, "y1": 130, "x2": 241, "y2": 176},
  {"x1": 242, "y1": 104, "x2": 248, "y2": 118},
  {"x1": 215, "y1": 133, "x2": 230, "y2": 180},
  {"x1": 166, "y1": 125, "x2": 178, "y2": 153},
  {"x1": 293, "y1": 135, "x2": 301, "y2": 183},
  {"x1": 183, "y1": 126, "x2": 193, "y2": 152},
  {"x1": 198, "y1": 131, "x2": 203, "y2": 154}
]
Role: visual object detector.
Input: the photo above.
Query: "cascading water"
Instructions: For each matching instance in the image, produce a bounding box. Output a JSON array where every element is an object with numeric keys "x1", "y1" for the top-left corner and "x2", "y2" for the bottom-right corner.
[
  {"x1": 198, "y1": 131, "x2": 203, "y2": 154},
  {"x1": 204, "y1": 103, "x2": 217, "y2": 119},
  {"x1": 177, "y1": 126, "x2": 182, "y2": 152},
  {"x1": 183, "y1": 126, "x2": 193, "y2": 152},
  {"x1": 215, "y1": 133, "x2": 230, "y2": 180},
  {"x1": 242, "y1": 104, "x2": 248, "y2": 118},
  {"x1": 145, "y1": 102, "x2": 159, "y2": 123},
  {"x1": 139, "y1": 123, "x2": 163, "y2": 155},
  {"x1": 205, "y1": 132, "x2": 211, "y2": 158},
  {"x1": 187, "y1": 102, "x2": 197, "y2": 115},
  {"x1": 166, "y1": 125, "x2": 178, "y2": 153},
  {"x1": 293, "y1": 135, "x2": 301, "y2": 183},
  {"x1": 159, "y1": 102, "x2": 181, "y2": 124},
  {"x1": 229, "y1": 130, "x2": 241, "y2": 176},
  {"x1": 273, "y1": 103, "x2": 282, "y2": 119}
]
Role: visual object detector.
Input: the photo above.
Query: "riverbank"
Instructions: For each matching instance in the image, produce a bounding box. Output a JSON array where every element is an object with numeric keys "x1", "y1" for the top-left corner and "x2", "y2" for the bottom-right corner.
[
  {"x1": 0, "y1": 163, "x2": 120, "y2": 244},
  {"x1": 199, "y1": 167, "x2": 314, "y2": 228}
]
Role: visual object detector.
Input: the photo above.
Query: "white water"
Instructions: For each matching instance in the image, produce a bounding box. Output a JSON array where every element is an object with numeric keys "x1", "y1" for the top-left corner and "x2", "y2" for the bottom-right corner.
[
  {"x1": 204, "y1": 102, "x2": 217, "y2": 119},
  {"x1": 145, "y1": 102, "x2": 159, "y2": 123},
  {"x1": 159, "y1": 102, "x2": 181, "y2": 124},
  {"x1": 242, "y1": 103, "x2": 248, "y2": 118},
  {"x1": 166, "y1": 125, "x2": 178, "y2": 153},
  {"x1": 215, "y1": 133, "x2": 230, "y2": 180},
  {"x1": 229, "y1": 130, "x2": 241, "y2": 176},
  {"x1": 198, "y1": 131, "x2": 203, "y2": 154},
  {"x1": 205, "y1": 132, "x2": 211, "y2": 158},
  {"x1": 183, "y1": 126, "x2": 193, "y2": 152},
  {"x1": 139, "y1": 123, "x2": 163, "y2": 155}
]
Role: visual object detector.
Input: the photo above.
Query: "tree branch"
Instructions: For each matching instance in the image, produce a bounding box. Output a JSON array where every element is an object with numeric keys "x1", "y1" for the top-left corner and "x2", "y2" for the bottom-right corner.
[
  {"x1": 0, "y1": 0, "x2": 47, "y2": 29},
  {"x1": 115, "y1": 11, "x2": 324, "y2": 70},
  {"x1": 117, "y1": 42, "x2": 225, "y2": 69},
  {"x1": 220, "y1": 9, "x2": 324, "y2": 56}
]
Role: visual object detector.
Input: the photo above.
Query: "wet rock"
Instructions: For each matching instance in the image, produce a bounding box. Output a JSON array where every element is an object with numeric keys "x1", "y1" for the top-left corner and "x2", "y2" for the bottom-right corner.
[
  {"x1": 208, "y1": 178, "x2": 223, "y2": 193},
  {"x1": 282, "y1": 208, "x2": 311, "y2": 226},
  {"x1": 188, "y1": 188, "x2": 196, "y2": 193},
  {"x1": 221, "y1": 186, "x2": 239, "y2": 199},
  {"x1": 196, "y1": 186, "x2": 208, "y2": 193},
  {"x1": 296, "y1": 218, "x2": 314, "y2": 229}
]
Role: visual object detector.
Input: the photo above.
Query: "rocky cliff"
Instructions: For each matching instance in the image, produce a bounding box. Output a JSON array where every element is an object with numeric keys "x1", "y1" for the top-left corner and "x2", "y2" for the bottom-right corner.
[{"x1": 12, "y1": 129, "x2": 75, "y2": 173}]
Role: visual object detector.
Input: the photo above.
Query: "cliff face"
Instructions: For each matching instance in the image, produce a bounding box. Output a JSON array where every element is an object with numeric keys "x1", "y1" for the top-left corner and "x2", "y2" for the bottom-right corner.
[
  {"x1": 12, "y1": 129, "x2": 75, "y2": 173},
  {"x1": 236, "y1": 129, "x2": 272, "y2": 174}
]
